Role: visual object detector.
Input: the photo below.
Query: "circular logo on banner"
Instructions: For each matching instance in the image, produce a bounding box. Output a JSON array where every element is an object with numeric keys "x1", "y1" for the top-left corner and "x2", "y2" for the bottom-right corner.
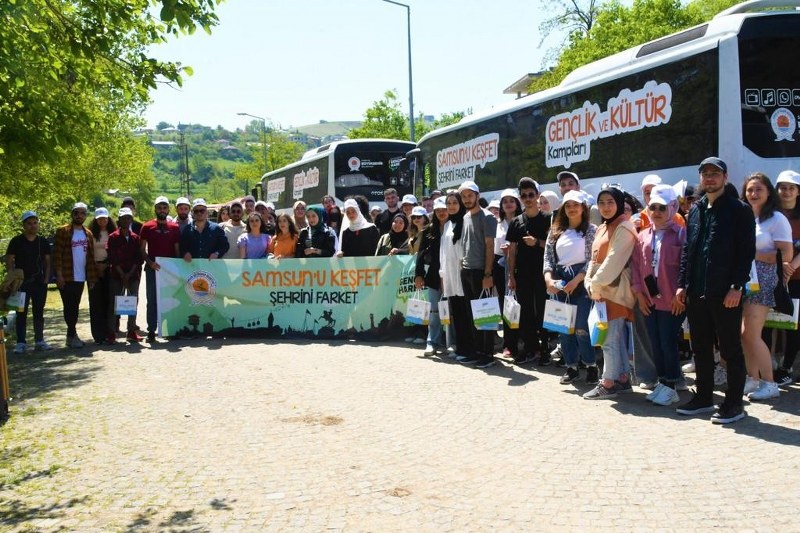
[
  {"x1": 348, "y1": 156, "x2": 361, "y2": 171},
  {"x1": 771, "y1": 108, "x2": 796, "y2": 142},
  {"x1": 185, "y1": 270, "x2": 217, "y2": 305}
]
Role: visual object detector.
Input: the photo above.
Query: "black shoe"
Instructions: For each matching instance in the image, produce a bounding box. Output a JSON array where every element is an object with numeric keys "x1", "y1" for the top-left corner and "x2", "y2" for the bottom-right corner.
[
  {"x1": 585, "y1": 366, "x2": 599, "y2": 385},
  {"x1": 774, "y1": 368, "x2": 794, "y2": 387},
  {"x1": 458, "y1": 357, "x2": 479, "y2": 366},
  {"x1": 560, "y1": 367, "x2": 580, "y2": 384},
  {"x1": 552, "y1": 357, "x2": 566, "y2": 368},
  {"x1": 513, "y1": 354, "x2": 534, "y2": 365},
  {"x1": 613, "y1": 380, "x2": 633, "y2": 394},
  {"x1": 676, "y1": 395, "x2": 716, "y2": 416},
  {"x1": 537, "y1": 352, "x2": 551, "y2": 367},
  {"x1": 711, "y1": 404, "x2": 746, "y2": 424},
  {"x1": 476, "y1": 358, "x2": 497, "y2": 369},
  {"x1": 146, "y1": 332, "x2": 156, "y2": 343}
]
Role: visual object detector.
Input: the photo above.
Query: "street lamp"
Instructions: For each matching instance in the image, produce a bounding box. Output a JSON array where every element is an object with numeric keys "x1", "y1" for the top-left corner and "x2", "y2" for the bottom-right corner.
[
  {"x1": 237, "y1": 112, "x2": 269, "y2": 192},
  {"x1": 381, "y1": 0, "x2": 415, "y2": 142}
]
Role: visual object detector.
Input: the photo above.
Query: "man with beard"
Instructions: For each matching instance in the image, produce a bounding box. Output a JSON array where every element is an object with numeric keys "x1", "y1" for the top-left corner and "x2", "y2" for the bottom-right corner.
[
  {"x1": 173, "y1": 197, "x2": 192, "y2": 231},
  {"x1": 220, "y1": 200, "x2": 246, "y2": 259},
  {"x1": 140, "y1": 196, "x2": 181, "y2": 343},
  {"x1": 376, "y1": 188, "x2": 401, "y2": 235},
  {"x1": 107, "y1": 208, "x2": 144, "y2": 343}
]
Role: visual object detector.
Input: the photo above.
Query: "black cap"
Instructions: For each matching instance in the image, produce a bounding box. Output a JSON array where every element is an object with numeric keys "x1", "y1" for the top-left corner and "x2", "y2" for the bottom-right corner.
[
  {"x1": 121, "y1": 196, "x2": 135, "y2": 207},
  {"x1": 684, "y1": 184, "x2": 697, "y2": 198},
  {"x1": 698, "y1": 157, "x2": 727, "y2": 173}
]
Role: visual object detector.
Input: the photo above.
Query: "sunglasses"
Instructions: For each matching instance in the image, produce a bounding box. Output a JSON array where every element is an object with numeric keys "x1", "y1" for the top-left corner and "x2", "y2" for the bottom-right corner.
[
  {"x1": 520, "y1": 192, "x2": 537, "y2": 199},
  {"x1": 192, "y1": 209, "x2": 206, "y2": 214},
  {"x1": 648, "y1": 204, "x2": 667, "y2": 212}
]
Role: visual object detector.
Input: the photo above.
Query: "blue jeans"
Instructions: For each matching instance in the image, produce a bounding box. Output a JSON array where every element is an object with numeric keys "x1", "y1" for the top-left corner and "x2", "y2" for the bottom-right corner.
[
  {"x1": 601, "y1": 317, "x2": 630, "y2": 382},
  {"x1": 426, "y1": 287, "x2": 444, "y2": 348},
  {"x1": 145, "y1": 267, "x2": 158, "y2": 334},
  {"x1": 558, "y1": 292, "x2": 595, "y2": 367},
  {"x1": 15, "y1": 280, "x2": 47, "y2": 344},
  {"x1": 632, "y1": 304, "x2": 657, "y2": 383},
  {"x1": 643, "y1": 308, "x2": 684, "y2": 383}
]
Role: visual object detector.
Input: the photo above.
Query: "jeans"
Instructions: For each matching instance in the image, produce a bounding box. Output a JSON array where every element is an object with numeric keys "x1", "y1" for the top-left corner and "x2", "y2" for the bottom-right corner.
[
  {"x1": 59, "y1": 281, "x2": 85, "y2": 338},
  {"x1": 558, "y1": 292, "x2": 595, "y2": 367},
  {"x1": 89, "y1": 271, "x2": 111, "y2": 342},
  {"x1": 146, "y1": 266, "x2": 158, "y2": 334},
  {"x1": 632, "y1": 304, "x2": 657, "y2": 383},
  {"x1": 110, "y1": 277, "x2": 141, "y2": 333},
  {"x1": 601, "y1": 317, "x2": 629, "y2": 382},
  {"x1": 426, "y1": 287, "x2": 444, "y2": 348},
  {"x1": 643, "y1": 308, "x2": 684, "y2": 383},
  {"x1": 15, "y1": 280, "x2": 47, "y2": 344},
  {"x1": 686, "y1": 295, "x2": 746, "y2": 408}
]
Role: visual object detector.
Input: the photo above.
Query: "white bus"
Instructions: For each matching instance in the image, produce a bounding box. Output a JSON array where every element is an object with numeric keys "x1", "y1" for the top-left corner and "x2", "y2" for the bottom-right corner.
[
  {"x1": 410, "y1": 0, "x2": 800, "y2": 199},
  {"x1": 259, "y1": 139, "x2": 416, "y2": 210}
]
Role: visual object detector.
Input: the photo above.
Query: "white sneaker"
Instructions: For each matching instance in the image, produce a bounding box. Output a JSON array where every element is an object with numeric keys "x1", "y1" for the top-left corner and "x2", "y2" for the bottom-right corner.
[
  {"x1": 646, "y1": 383, "x2": 667, "y2": 402},
  {"x1": 447, "y1": 346, "x2": 456, "y2": 354},
  {"x1": 639, "y1": 381, "x2": 658, "y2": 391},
  {"x1": 13, "y1": 342, "x2": 27, "y2": 354},
  {"x1": 682, "y1": 359, "x2": 695, "y2": 373},
  {"x1": 67, "y1": 335, "x2": 85, "y2": 349},
  {"x1": 652, "y1": 385, "x2": 680, "y2": 406},
  {"x1": 34, "y1": 340, "x2": 53, "y2": 351},
  {"x1": 748, "y1": 380, "x2": 780, "y2": 401},
  {"x1": 743, "y1": 376, "x2": 760, "y2": 396},
  {"x1": 714, "y1": 365, "x2": 728, "y2": 387},
  {"x1": 423, "y1": 344, "x2": 435, "y2": 356}
]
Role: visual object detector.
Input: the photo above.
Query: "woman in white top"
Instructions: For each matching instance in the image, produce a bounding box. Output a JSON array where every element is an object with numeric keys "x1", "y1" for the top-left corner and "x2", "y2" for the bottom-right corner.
[
  {"x1": 439, "y1": 192, "x2": 467, "y2": 356},
  {"x1": 494, "y1": 188, "x2": 521, "y2": 356},
  {"x1": 740, "y1": 172, "x2": 793, "y2": 400},
  {"x1": 88, "y1": 208, "x2": 116, "y2": 344}
]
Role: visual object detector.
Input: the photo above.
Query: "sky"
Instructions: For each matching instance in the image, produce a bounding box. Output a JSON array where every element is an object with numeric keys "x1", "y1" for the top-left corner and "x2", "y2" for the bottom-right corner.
[{"x1": 143, "y1": 0, "x2": 562, "y2": 132}]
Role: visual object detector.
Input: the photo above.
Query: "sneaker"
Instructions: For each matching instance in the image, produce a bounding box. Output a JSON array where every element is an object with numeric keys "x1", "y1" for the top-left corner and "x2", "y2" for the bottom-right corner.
[
  {"x1": 743, "y1": 376, "x2": 760, "y2": 396},
  {"x1": 412, "y1": 337, "x2": 426, "y2": 345},
  {"x1": 585, "y1": 366, "x2": 599, "y2": 385},
  {"x1": 748, "y1": 380, "x2": 780, "y2": 401},
  {"x1": 502, "y1": 347, "x2": 512, "y2": 357},
  {"x1": 646, "y1": 383, "x2": 668, "y2": 402},
  {"x1": 106, "y1": 334, "x2": 117, "y2": 345},
  {"x1": 713, "y1": 365, "x2": 727, "y2": 387},
  {"x1": 447, "y1": 345, "x2": 456, "y2": 354},
  {"x1": 537, "y1": 352, "x2": 551, "y2": 367},
  {"x1": 146, "y1": 331, "x2": 157, "y2": 343},
  {"x1": 651, "y1": 386, "x2": 680, "y2": 406},
  {"x1": 682, "y1": 359, "x2": 696, "y2": 373},
  {"x1": 638, "y1": 381, "x2": 658, "y2": 391},
  {"x1": 774, "y1": 368, "x2": 794, "y2": 388},
  {"x1": 475, "y1": 358, "x2": 497, "y2": 369},
  {"x1": 404, "y1": 336, "x2": 415, "y2": 343},
  {"x1": 676, "y1": 395, "x2": 716, "y2": 416},
  {"x1": 614, "y1": 380, "x2": 633, "y2": 393},
  {"x1": 423, "y1": 344, "x2": 435, "y2": 356},
  {"x1": 675, "y1": 379, "x2": 690, "y2": 392},
  {"x1": 583, "y1": 384, "x2": 618, "y2": 400},
  {"x1": 126, "y1": 331, "x2": 144, "y2": 342},
  {"x1": 513, "y1": 353, "x2": 535, "y2": 365},
  {"x1": 13, "y1": 342, "x2": 26, "y2": 354},
  {"x1": 560, "y1": 367, "x2": 580, "y2": 384},
  {"x1": 458, "y1": 356, "x2": 479, "y2": 365},
  {"x1": 34, "y1": 340, "x2": 53, "y2": 351},
  {"x1": 711, "y1": 404, "x2": 746, "y2": 424},
  {"x1": 67, "y1": 335, "x2": 85, "y2": 349}
]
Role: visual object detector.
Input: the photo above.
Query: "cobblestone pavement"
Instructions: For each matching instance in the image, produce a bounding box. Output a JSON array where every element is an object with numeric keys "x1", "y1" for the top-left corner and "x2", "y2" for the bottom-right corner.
[{"x1": 2, "y1": 325, "x2": 800, "y2": 531}]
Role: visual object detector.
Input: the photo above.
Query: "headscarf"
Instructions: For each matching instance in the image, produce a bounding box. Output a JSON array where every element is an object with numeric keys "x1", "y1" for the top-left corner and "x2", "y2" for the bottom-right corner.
[
  {"x1": 445, "y1": 192, "x2": 467, "y2": 244},
  {"x1": 306, "y1": 206, "x2": 326, "y2": 235},
  {"x1": 597, "y1": 187, "x2": 625, "y2": 224},
  {"x1": 342, "y1": 199, "x2": 374, "y2": 232},
  {"x1": 390, "y1": 213, "x2": 409, "y2": 248},
  {"x1": 539, "y1": 190, "x2": 561, "y2": 215}
]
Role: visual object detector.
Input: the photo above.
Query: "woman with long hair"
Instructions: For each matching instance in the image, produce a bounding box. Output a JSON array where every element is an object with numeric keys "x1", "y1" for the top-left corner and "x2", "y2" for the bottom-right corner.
[
  {"x1": 439, "y1": 192, "x2": 467, "y2": 358},
  {"x1": 295, "y1": 206, "x2": 336, "y2": 258},
  {"x1": 583, "y1": 187, "x2": 637, "y2": 399},
  {"x1": 415, "y1": 197, "x2": 449, "y2": 355},
  {"x1": 293, "y1": 200, "x2": 309, "y2": 231},
  {"x1": 543, "y1": 190, "x2": 598, "y2": 385},
  {"x1": 238, "y1": 213, "x2": 271, "y2": 259},
  {"x1": 337, "y1": 198, "x2": 380, "y2": 257},
  {"x1": 740, "y1": 172, "x2": 792, "y2": 400},
  {"x1": 269, "y1": 214, "x2": 298, "y2": 259},
  {"x1": 494, "y1": 189, "x2": 521, "y2": 357},
  {"x1": 375, "y1": 213, "x2": 410, "y2": 256},
  {"x1": 407, "y1": 206, "x2": 430, "y2": 255},
  {"x1": 217, "y1": 205, "x2": 231, "y2": 224},
  {"x1": 89, "y1": 208, "x2": 116, "y2": 344},
  {"x1": 774, "y1": 170, "x2": 800, "y2": 386}
]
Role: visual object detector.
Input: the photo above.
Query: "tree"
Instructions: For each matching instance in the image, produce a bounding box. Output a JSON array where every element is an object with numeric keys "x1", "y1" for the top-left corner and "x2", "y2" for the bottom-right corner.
[{"x1": 348, "y1": 90, "x2": 411, "y2": 141}]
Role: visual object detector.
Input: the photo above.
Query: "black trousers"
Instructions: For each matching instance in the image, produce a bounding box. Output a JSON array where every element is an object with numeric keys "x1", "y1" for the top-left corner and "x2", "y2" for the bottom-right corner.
[
  {"x1": 89, "y1": 271, "x2": 111, "y2": 342},
  {"x1": 457, "y1": 268, "x2": 496, "y2": 358},
  {"x1": 506, "y1": 266, "x2": 547, "y2": 355},
  {"x1": 59, "y1": 281, "x2": 85, "y2": 338},
  {"x1": 686, "y1": 295, "x2": 746, "y2": 408}
]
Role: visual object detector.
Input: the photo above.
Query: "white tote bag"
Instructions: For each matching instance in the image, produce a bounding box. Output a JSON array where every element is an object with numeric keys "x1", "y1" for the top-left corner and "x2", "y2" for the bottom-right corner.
[
  {"x1": 542, "y1": 296, "x2": 577, "y2": 335},
  {"x1": 503, "y1": 290, "x2": 521, "y2": 329},
  {"x1": 406, "y1": 290, "x2": 431, "y2": 325},
  {"x1": 115, "y1": 295, "x2": 138, "y2": 316},
  {"x1": 470, "y1": 288, "x2": 501, "y2": 331},
  {"x1": 438, "y1": 299, "x2": 451, "y2": 326}
]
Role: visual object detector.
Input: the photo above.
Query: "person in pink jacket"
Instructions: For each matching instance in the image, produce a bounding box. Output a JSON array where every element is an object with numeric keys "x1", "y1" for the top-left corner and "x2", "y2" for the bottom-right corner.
[{"x1": 631, "y1": 185, "x2": 687, "y2": 406}]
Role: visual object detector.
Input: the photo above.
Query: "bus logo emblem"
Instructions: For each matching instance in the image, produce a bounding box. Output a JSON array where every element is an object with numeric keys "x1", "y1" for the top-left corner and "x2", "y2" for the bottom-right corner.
[
  {"x1": 348, "y1": 157, "x2": 361, "y2": 171},
  {"x1": 771, "y1": 108, "x2": 796, "y2": 142}
]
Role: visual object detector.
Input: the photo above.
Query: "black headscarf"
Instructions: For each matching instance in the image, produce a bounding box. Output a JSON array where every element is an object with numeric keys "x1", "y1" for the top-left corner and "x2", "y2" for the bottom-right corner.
[
  {"x1": 445, "y1": 192, "x2": 467, "y2": 244},
  {"x1": 598, "y1": 187, "x2": 625, "y2": 224},
  {"x1": 390, "y1": 213, "x2": 409, "y2": 248}
]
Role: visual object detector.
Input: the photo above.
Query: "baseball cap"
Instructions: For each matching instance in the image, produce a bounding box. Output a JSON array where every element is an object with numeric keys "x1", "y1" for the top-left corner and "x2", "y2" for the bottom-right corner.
[
  {"x1": 21, "y1": 210, "x2": 38, "y2": 222},
  {"x1": 556, "y1": 171, "x2": 579, "y2": 183},
  {"x1": 487, "y1": 199, "x2": 500, "y2": 210},
  {"x1": 433, "y1": 197, "x2": 447, "y2": 211},
  {"x1": 121, "y1": 196, "x2": 135, "y2": 207},
  {"x1": 776, "y1": 170, "x2": 800, "y2": 187},
  {"x1": 562, "y1": 190, "x2": 587, "y2": 205},
  {"x1": 401, "y1": 194, "x2": 418, "y2": 205},
  {"x1": 94, "y1": 207, "x2": 109, "y2": 219},
  {"x1": 118, "y1": 207, "x2": 134, "y2": 218},
  {"x1": 255, "y1": 200, "x2": 269, "y2": 209},
  {"x1": 154, "y1": 196, "x2": 170, "y2": 206},
  {"x1": 192, "y1": 198, "x2": 207, "y2": 209},
  {"x1": 265, "y1": 202, "x2": 276, "y2": 211},
  {"x1": 229, "y1": 200, "x2": 243, "y2": 209},
  {"x1": 176, "y1": 196, "x2": 190, "y2": 206},
  {"x1": 641, "y1": 174, "x2": 662, "y2": 189},
  {"x1": 698, "y1": 157, "x2": 727, "y2": 173},
  {"x1": 684, "y1": 184, "x2": 697, "y2": 198},
  {"x1": 242, "y1": 195, "x2": 256, "y2": 204},
  {"x1": 411, "y1": 206, "x2": 427, "y2": 217},
  {"x1": 500, "y1": 188, "x2": 519, "y2": 200},
  {"x1": 72, "y1": 202, "x2": 88, "y2": 212},
  {"x1": 370, "y1": 205, "x2": 383, "y2": 213},
  {"x1": 457, "y1": 181, "x2": 480, "y2": 194},
  {"x1": 649, "y1": 184, "x2": 677, "y2": 205}
]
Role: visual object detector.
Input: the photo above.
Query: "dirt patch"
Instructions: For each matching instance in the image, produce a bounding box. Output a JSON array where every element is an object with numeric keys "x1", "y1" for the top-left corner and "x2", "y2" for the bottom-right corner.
[
  {"x1": 386, "y1": 487, "x2": 411, "y2": 498},
  {"x1": 280, "y1": 414, "x2": 343, "y2": 426}
]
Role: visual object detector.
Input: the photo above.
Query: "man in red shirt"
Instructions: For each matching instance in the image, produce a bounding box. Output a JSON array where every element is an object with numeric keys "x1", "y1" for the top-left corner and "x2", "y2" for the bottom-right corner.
[
  {"x1": 139, "y1": 196, "x2": 180, "y2": 343},
  {"x1": 107, "y1": 208, "x2": 144, "y2": 343}
]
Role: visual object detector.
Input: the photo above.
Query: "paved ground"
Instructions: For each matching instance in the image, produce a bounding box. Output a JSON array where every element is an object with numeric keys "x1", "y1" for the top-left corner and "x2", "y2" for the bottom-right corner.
[{"x1": 2, "y1": 295, "x2": 800, "y2": 531}]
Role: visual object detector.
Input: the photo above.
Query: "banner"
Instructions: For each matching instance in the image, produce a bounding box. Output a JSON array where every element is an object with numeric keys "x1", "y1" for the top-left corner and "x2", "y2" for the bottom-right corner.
[{"x1": 156, "y1": 257, "x2": 419, "y2": 340}]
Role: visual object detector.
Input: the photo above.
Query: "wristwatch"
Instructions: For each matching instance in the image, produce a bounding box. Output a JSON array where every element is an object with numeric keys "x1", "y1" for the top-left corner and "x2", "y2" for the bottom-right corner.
[
  {"x1": 484, "y1": 272, "x2": 493, "y2": 278},
  {"x1": 730, "y1": 284, "x2": 743, "y2": 291}
]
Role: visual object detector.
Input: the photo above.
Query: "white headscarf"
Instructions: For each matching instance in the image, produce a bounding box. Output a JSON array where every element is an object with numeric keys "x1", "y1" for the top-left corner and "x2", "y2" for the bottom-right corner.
[{"x1": 337, "y1": 199, "x2": 375, "y2": 251}]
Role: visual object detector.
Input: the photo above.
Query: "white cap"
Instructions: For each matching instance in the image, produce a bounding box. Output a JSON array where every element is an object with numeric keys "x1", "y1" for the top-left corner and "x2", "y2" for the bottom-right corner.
[
  {"x1": 457, "y1": 180, "x2": 480, "y2": 193},
  {"x1": 192, "y1": 198, "x2": 207, "y2": 208},
  {"x1": 488, "y1": 199, "x2": 500, "y2": 210},
  {"x1": 401, "y1": 194, "x2": 418, "y2": 205},
  {"x1": 21, "y1": 210, "x2": 38, "y2": 222},
  {"x1": 562, "y1": 190, "x2": 587, "y2": 206},
  {"x1": 266, "y1": 202, "x2": 275, "y2": 210},
  {"x1": 176, "y1": 196, "x2": 190, "y2": 206},
  {"x1": 118, "y1": 207, "x2": 134, "y2": 218},
  {"x1": 370, "y1": 205, "x2": 383, "y2": 213},
  {"x1": 255, "y1": 200, "x2": 269, "y2": 209},
  {"x1": 776, "y1": 170, "x2": 800, "y2": 187},
  {"x1": 411, "y1": 206, "x2": 428, "y2": 217},
  {"x1": 556, "y1": 171, "x2": 579, "y2": 183},
  {"x1": 433, "y1": 197, "x2": 447, "y2": 210},
  {"x1": 154, "y1": 196, "x2": 170, "y2": 206},
  {"x1": 72, "y1": 202, "x2": 88, "y2": 212},
  {"x1": 649, "y1": 184, "x2": 677, "y2": 205},
  {"x1": 641, "y1": 174, "x2": 662, "y2": 189},
  {"x1": 94, "y1": 207, "x2": 109, "y2": 218},
  {"x1": 499, "y1": 188, "x2": 519, "y2": 200}
]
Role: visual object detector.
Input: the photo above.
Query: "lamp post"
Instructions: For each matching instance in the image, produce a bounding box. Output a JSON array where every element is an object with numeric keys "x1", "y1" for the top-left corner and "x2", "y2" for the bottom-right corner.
[
  {"x1": 237, "y1": 112, "x2": 269, "y2": 193},
  {"x1": 381, "y1": 0, "x2": 415, "y2": 142}
]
